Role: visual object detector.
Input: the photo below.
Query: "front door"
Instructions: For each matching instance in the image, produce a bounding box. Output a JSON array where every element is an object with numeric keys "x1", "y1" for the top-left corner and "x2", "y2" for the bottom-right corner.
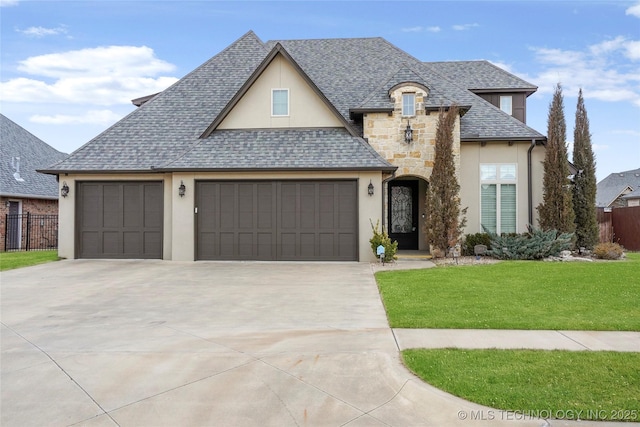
[{"x1": 388, "y1": 180, "x2": 419, "y2": 249}]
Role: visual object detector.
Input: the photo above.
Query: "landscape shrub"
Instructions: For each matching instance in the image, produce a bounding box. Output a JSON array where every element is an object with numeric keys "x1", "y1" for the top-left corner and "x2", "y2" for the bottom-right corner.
[
  {"x1": 592, "y1": 242, "x2": 624, "y2": 260},
  {"x1": 462, "y1": 233, "x2": 492, "y2": 256},
  {"x1": 370, "y1": 220, "x2": 398, "y2": 263},
  {"x1": 486, "y1": 227, "x2": 573, "y2": 260}
]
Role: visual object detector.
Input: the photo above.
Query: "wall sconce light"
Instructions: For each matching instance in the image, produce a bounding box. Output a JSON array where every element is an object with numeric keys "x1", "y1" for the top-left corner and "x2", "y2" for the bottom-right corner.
[
  {"x1": 404, "y1": 121, "x2": 413, "y2": 143},
  {"x1": 368, "y1": 180, "x2": 374, "y2": 196},
  {"x1": 61, "y1": 181, "x2": 69, "y2": 198},
  {"x1": 178, "y1": 181, "x2": 186, "y2": 198}
]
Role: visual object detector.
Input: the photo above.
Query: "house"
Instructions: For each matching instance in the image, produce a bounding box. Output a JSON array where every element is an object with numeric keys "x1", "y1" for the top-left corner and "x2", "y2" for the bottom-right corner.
[
  {"x1": 596, "y1": 168, "x2": 640, "y2": 208},
  {"x1": 40, "y1": 31, "x2": 546, "y2": 261},
  {"x1": 1, "y1": 114, "x2": 67, "y2": 250}
]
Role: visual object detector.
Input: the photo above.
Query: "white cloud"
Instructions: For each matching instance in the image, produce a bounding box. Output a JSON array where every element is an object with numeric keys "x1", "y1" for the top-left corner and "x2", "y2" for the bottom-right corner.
[
  {"x1": 0, "y1": 0, "x2": 19, "y2": 7},
  {"x1": 401, "y1": 26, "x2": 441, "y2": 33},
  {"x1": 0, "y1": 46, "x2": 179, "y2": 105},
  {"x1": 626, "y1": 1, "x2": 640, "y2": 17},
  {"x1": 30, "y1": 110, "x2": 123, "y2": 125},
  {"x1": 525, "y1": 36, "x2": 640, "y2": 107},
  {"x1": 452, "y1": 23, "x2": 479, "y2": 31},
  {"x1": 18, "y1": 25, "x2": 68, "y2": 38}
]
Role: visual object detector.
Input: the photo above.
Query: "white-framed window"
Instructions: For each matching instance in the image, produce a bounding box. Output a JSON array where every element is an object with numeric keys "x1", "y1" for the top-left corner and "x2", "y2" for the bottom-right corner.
[
  {"x1": 500, "y1": 95, "x2": 512, "y2": 115},
  {"x1": 272, "y1": 89, "x2": 289, "y2": 116},
  {"x1": 480, "y1": 164, "x2": 517, "y2": 234},
  {"x1": 402, "y1": 93, "x2": 415, "y2": 116}
]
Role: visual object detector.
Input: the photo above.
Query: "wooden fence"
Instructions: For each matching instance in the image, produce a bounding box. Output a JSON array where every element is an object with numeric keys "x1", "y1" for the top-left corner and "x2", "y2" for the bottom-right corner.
[{"x1": 597, "y1": 206, "x2": 640, "y2": 251}]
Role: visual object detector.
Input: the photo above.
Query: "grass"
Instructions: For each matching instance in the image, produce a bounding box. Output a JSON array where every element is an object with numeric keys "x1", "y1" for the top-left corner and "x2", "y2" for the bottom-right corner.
[
  {"x1": 0, "y1": 250, "x2": 60, "y2": 271},
  {"x1": 402, "y1": 348, "x2": 640, "y2": 421},
  {"x1": 376, "y1": 252, "x2": 640, "y2": 330}
]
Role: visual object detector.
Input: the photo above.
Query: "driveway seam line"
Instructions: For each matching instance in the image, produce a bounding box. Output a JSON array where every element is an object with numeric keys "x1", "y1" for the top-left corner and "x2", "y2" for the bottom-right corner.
[
  {"x1": 106, "y1": 359, "x2": 258, "y2": 413},
  {"x1": 1, "y1": 322, "x2": 120, "y2": 427},
  {"x1": 556, "y1": 330, "x2": 592, "y2": 350}
]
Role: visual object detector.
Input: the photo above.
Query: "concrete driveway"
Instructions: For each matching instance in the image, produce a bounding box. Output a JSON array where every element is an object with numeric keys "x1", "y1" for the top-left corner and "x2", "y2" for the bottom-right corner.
[{"x1": 1, "y1": 260, "x2": 559, "y2": 426}]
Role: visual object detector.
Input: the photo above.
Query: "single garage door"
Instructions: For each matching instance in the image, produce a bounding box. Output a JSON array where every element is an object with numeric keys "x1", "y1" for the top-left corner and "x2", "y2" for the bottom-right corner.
[
  {"x1": 76, "y1": 182, "x2": 163, "y2": 259},
  {"x1": 196, "y1": 180, "x2": 357, "y2": 261}
]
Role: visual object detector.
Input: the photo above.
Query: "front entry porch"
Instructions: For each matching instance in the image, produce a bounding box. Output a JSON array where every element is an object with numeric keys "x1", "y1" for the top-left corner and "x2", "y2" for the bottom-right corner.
[{"x1": 387, "y1": 177, "x2": 429, "y2": 251}]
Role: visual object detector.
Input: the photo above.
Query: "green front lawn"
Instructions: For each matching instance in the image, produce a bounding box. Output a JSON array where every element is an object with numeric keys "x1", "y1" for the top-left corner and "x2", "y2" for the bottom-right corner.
[
  {"x1": 376, "y1": 253, "x2": 640, "y2": 330},
  {"x1": 0, "y1": 250, "x2": 60, "y2": 271},
  {"x1": 402, "y1": 348, "x2": 640, "y2": 422}
]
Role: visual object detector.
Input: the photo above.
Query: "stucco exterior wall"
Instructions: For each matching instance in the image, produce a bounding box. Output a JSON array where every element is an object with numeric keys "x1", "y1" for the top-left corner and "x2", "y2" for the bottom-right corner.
[
  {"x1": 57, "y1": 171, "x2": 383, "y2": 262},
  {"x1": 218, "y1": 54, "x2": 343, "y2": 129},
  {"x1": 459, "y1": 141, "x2": 545, "y2": 234}
]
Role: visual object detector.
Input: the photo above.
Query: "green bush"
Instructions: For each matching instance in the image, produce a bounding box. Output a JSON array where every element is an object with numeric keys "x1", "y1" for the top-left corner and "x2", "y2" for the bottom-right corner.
[
  {"x1": 592, "y1": 242, "x2": 624, "y2": 260},
  {"x1": 370, "y1": 220, "x2": 398, "y2": 263},
  {"x1": 487, "y1": 227, "x2": 573, "y2": 260},
  {"x1": 462, "y1": 233, "x2": 492, "y2": 256}
]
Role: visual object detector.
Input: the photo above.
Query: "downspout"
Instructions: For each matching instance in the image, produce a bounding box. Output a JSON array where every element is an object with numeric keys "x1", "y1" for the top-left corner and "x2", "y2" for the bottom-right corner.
[{"x1": 527, "y1": 139, "x2": 536, "y2": 226}]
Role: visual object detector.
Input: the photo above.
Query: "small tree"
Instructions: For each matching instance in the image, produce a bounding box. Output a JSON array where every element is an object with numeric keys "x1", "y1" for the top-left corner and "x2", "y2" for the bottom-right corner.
[
  {"x1": 425, "y1": 104, "x2": 467, "y2": 256},
  {"x1": 572, "y1": 89, "x2": 599, "y2": 249},
  {"x1": 538, "y1": 83, "x2": 575, "y2": 234}
]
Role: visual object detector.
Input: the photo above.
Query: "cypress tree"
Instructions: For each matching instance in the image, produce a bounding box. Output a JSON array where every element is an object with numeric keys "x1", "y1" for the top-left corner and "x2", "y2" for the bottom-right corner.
[
  {"x1": 538, "y1": 83, "x2": 575, "y2": 234},
  {"x1": 572, "y1": 89, "x2": 599, "y2": 249},
  {"x1": 425, "y1": 105, "x2": 467, "y2": 256}
]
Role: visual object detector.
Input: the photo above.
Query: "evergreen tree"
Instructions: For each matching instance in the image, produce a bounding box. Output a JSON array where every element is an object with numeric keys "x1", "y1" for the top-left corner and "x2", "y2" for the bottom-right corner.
[
  {"x1": 538, "y1": 83, "x2": 575, "y2": 234},
  {"x1": 425, "y1": 105, "x2": 467, "y2": 256},
  {"x1": 572, "y1": 89, "x2": 599, "y2": 249}
]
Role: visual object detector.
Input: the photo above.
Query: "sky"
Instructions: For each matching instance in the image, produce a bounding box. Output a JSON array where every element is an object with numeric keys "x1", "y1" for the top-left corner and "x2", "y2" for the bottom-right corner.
[{"x1": 1, "y1": 0, "x2": 639, "y2": 182}]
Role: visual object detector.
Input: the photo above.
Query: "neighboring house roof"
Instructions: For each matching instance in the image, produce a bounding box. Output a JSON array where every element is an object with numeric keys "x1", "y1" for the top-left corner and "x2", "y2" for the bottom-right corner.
[
  {"x1": 1, "y1": 114, "x2": 67, "y2": 199},
  {"x1": 42, "y1": 31, "x2": 544, "y2": 174},
  {"x1": 596, "y1": 168, "x2": 640, "y2": 207},
  {"x1": 429, "y1": 60, "x2": 538, "y2": 94}
]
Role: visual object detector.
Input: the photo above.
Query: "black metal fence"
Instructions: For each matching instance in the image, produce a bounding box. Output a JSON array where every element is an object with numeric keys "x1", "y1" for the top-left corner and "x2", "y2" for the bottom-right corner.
[{"x1": 4, "y1": 214, "x2": 58, "y2": 251}]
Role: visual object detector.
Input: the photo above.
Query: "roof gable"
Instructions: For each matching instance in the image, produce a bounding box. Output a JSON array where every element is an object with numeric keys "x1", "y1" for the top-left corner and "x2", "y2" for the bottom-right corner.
[{"x1": 202, "y1": 44, "x2": 351, "y2": 136}]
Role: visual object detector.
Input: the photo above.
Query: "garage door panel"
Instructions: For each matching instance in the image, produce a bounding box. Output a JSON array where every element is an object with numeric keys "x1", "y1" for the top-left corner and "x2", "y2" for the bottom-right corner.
[
  {"x1": 144, "y1": 232, "x2": 162, "y2": 256},
  {"x1": 196, "y1": 180, "x2": 357, "y2": 261},
  {"x1": 102, "y1": 231, "x2": 120, "y2": 254},
  {"x1": 144, "y1": 185, "x2": 163, "y2": 228},
  {"x1": 77, "y1": 182, "x2": 162, "y2": 259},
  {"x1": 103, "y1": 185, "x2": 121, "y2": 228},
  {"x1": 257, "y1": 233, "x2": 273, "y2": 258},
  {"x1": 123, "y1": 231, "x2": 140, "y2": 254},
  {"x1": 319, "y1": 233, "x2": 335, "y2": 256}
]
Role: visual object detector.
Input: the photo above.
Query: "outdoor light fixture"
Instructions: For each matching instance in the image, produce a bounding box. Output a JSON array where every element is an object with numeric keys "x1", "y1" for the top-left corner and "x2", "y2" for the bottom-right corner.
[
  {"x1": 404, "y1": 121, "x2": 413, "y2": 143},
  {"x1": 368, "y1": 180, "x2": 374, "y2": 196},
  {"x1": 61, "y1": 181, "x2": 69, "y2": 198},
  {"x1": 178, "y1": 181, "x2": 186, "y2": 198}
]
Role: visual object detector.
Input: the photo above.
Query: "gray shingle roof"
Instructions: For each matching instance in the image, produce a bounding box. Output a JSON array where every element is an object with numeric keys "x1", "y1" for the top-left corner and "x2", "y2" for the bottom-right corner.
[
  {"x1": 596, "y1": 168, "x2": 640, "y2": 207},
  {"x1": 163, "y1": 128, "x2": 395, "y2": 171},
  {"x1": 429, "y1": 60, "x2": 538, "y2": 92},
  {"x1": 44, "y1": 31, "x2": 544, "y2": 174},
  {"x1": 1, "y1": 114, "x2": 67, "y2": 198}
]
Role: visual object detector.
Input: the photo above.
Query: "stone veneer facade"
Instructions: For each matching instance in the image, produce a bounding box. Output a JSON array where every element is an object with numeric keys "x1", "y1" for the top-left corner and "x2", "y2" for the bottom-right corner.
[{"x1": 363, "y1": 84, "x2": 461, "y2": 181}]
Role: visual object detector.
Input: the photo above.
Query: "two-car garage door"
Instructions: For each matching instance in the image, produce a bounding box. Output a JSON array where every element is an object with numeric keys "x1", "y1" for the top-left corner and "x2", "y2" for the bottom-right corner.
[
  {"x1": 196, "y1": 180, "x2": 358, "y2": 261},
  {"x1": 76, "y1": 180, "x2": 358, "y2": 261}
]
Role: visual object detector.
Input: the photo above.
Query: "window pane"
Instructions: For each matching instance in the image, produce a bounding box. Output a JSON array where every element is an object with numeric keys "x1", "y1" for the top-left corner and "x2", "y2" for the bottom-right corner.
[
  {"x1": 500, "y1": 164, "x2": 516, "y2": 180},
  {"x1": 402, "y1": 93, "x2": 415, "y2": 116},
  {"x1": 500, "y1": 184, "x2": 516, "y2": 234},
  {"x1": 272, "y1": 89, "x2": 288, "y2": 116},
  {"x1": 480, "y1": 165, "x2": 497, "y2": 181},
  {"x1": 500, "y1": 96, "x2": 512, "y2": 115},
  {"x1": 481, "y1": 184, "x2": 497, "y2": 234}
]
